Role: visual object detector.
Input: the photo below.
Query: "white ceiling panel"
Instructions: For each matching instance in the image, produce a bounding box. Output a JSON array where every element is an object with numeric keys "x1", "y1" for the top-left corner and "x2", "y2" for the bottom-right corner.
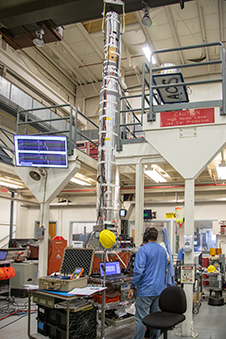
[
  {"x1": 151, "y1": 24, "x2": 174, "y2": 41},
  {"x1": 205, "y1": 14, "x2": 220, "y2": 31},
  {"x1": 64, "y1": 26, "x2": 88, "y2": 44},
  {"x1": 151, "y1": 8, "x2": 168, "y2": 25},
  {"x1": 69, "y1": 41, "x2": 97, "y2": 58},
  {"x1": 201, "y1": 0, "x2": 219, "y2": 15},
  {"x1": 122, "y1": 29, "x2": 146, "y2": 46}
]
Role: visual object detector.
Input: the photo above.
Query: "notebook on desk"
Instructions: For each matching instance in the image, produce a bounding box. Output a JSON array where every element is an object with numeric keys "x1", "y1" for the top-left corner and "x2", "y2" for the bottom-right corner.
[{"x1": 99, "y1": 261, "x2": 126, "y2": 280}]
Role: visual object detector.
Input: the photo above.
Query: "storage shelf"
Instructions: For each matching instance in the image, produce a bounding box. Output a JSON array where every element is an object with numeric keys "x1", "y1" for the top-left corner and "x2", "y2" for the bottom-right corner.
[
  {"x1": 97, "y1": 320, "x2": 135, "y2": 337},
  {"x1": 93, "y1": 298, "x2": 135, "y2": 310}
]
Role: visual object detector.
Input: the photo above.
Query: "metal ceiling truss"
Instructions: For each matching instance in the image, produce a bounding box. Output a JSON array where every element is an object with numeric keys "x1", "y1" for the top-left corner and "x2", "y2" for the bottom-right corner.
[
  {"x1": 165, "y1": 6, "x2": 185, "y2": 64},
  {"x1": 21, "y1": 48, "x2": 78, "y2": 96},
  {"x1": 0, "y1": 1, "x2": 194, "y2": 28},
  {"x1": 61, "y1": 40, "x2": 99, "y2": 83},
  {"x1": 0, "y1": 1, "x2": 194, "y2": 51},
  {"x1": 218, "y1": 0, "x2": 224, "y2": 42},
  {"x1": 197, "y1": 1, "x2": 210, "y2": 71}
]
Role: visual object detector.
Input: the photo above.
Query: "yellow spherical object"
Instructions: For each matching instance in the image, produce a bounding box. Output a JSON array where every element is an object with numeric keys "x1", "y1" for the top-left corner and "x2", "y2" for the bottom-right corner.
[
  {"x1": 207, "y1": 265, "x2": 216, "y2": 273},
  {"x1": 99, "y1": 229, "x2": 116, "y2": 249}
]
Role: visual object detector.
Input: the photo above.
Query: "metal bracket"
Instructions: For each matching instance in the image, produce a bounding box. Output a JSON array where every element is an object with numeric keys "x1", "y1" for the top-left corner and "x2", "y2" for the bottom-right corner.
[
  {"x1": 116, "y1": 141, "x2": 123, "y2": 152},
  {"x1": 180, "y1": 127, "x2": 197, "y2": 138},
  {"x1": 220, "y1": 107, "x2": 226, "y2": 115},
  {"x1": 147, "y1": 111, "x2": 156, "y2": 122}
]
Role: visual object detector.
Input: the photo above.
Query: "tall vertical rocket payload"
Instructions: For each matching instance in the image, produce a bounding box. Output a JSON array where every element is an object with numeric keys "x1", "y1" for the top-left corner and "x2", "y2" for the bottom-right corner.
[{"x1": 96, "y1": 11, "x2": 122, "y2": 230}]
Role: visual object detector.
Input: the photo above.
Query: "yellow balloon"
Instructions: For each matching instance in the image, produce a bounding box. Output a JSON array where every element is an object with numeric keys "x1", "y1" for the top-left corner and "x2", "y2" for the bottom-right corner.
[{"x1": 99, "y1": 229, "x2": 116, "y2": 249}]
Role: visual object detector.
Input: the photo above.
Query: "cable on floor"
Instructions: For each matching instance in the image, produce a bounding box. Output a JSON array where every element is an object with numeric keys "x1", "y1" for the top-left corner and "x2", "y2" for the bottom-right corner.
[
  {"x1": 0, "y1": 310, "x2": 37, "y2": 330},
  {"x1": 0, "y1": 297, "x2": 36, "y2": 319}
]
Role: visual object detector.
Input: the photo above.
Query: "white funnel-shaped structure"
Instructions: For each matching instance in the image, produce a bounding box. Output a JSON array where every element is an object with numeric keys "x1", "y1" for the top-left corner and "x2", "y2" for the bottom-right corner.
[
  {"x1": 143, "y1": 111, "x2": 226, "y2": 180},
  {"x1": 15, "y1": 155, "x2": 80, "y2": 204},
  {"x1": 97, "y1": 11, "x2": 121, "y2": 227},
  {"x1": 15, "y1": 154, "x2": 80, "y2": 276}
]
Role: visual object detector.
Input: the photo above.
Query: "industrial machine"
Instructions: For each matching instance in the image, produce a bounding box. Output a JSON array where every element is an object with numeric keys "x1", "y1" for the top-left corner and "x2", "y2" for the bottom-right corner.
[{"x1": 96, "y1": 9, "x2": 122, "y2": 234}]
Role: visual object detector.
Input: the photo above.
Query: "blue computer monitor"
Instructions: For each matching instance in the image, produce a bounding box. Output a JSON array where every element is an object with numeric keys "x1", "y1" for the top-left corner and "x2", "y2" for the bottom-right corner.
[
  {"x1": 0, "y1": 251, "x2": 7, "y2": 260},
  {"x1": 14, "y1": 135, "x2": 68, "y2": 168},
  {"x1": 99, "y1": 261, "x2": 121, "y2": 276}
]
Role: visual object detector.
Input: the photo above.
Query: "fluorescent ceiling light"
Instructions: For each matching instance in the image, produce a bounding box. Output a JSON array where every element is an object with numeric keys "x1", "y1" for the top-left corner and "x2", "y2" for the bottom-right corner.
[
  {"x1": 217, "y1": 161, "x2": 226, "y2": 180},
  {"x1": 70, "y1": 177, "x2": 91, "y2": 186},
  {"x1": 75, "y1": 173, "x2": 95, "y2": 184},
  {"x1": 0, "y1": 180, "x2": 23, "y2": 189},
  {"x1": 145, "y1": 169, "x2": 167, "y2": 183},
  {"x1": 142, "y1": 46, "x2": 156, "y2": 64}
]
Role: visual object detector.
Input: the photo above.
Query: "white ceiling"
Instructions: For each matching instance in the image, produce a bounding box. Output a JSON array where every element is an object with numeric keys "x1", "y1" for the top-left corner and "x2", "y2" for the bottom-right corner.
[{"x1": 21, "y1": 0, "x2": 226, "y2": 86}]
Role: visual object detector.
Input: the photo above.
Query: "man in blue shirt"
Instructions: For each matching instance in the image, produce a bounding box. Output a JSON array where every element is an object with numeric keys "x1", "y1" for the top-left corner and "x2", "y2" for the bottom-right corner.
[{"x1": 128, "y1": 227, "x2": 168, "y2": 339}]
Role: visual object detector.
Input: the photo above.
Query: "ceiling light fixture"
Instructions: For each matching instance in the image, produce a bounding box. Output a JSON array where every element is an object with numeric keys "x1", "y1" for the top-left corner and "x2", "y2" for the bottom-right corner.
[
  {"x1": 33, "y1": 28, "x2": 45, "y2": 47},
  {"x1": 75, "y1": 173, "x2": 95, "y2": 183},
  {"x1": 142, "y1": 46, "x2": 156, "y2": 64},
  {"x1": 70, "y1": 177, "x2": 91, "y2": 186},
  {"x1": 217, "y1": 160, "x2": 226, "y2": 180},
  {"x1": 0, "y1": 180, "x2": 23, "y2": 189},
  {"x1": 141, "y1": 2, "x2": 152, "y2": 27},
  {"x1": 144, "y1": 169, "x2": 167, "y2": 183}
]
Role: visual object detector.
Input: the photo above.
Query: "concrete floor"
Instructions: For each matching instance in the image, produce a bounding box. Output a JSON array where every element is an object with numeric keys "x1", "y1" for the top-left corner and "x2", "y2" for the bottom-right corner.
[{"x1": 0, "y1": 296, "x2": 225, "y2": 339}]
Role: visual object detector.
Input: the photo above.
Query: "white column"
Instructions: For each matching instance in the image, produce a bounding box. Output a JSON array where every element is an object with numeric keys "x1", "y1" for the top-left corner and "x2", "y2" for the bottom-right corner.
[
  {"x1": 182, "y1": 179, "x2": 195, "y2": 337},
  {"x1": 135, "y1": 162, "x2": 144, "y2": 246},
  {"x1": 38, "y1": 202, "x2": 49, "y2": 277}
]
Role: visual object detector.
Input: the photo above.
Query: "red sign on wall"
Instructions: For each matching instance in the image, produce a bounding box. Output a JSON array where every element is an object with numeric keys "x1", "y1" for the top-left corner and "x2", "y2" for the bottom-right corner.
[
  {"x1": 0, "y1": 186, "x2": 8, "y2": 193},
  {"x1": 160, "y1": 108, "x2": 215, "y2": 127}
]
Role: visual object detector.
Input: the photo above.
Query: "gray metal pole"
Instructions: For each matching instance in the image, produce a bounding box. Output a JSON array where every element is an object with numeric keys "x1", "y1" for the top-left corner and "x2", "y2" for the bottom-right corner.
[
  {"x1": 9, "y1": 191, "x2": 14, "y2": 242},
  {"x1": 182, "y1": 179, "x2": 195, "y2": 337}
]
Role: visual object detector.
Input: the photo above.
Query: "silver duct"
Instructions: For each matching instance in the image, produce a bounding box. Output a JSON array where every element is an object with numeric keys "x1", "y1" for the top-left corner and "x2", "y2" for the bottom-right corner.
[{"x1": 97, "y1": 11, "x2": 121, "y2": 229}]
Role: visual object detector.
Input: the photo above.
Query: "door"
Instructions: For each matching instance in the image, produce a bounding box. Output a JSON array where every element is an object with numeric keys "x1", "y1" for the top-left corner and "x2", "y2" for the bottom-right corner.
[{"x1": 36, "y1": 222, "x2": 57, "y2": 239}]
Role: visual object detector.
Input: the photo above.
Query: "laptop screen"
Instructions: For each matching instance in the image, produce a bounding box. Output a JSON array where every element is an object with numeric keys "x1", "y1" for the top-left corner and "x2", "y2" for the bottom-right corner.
[
  {"x1": 99, "y1": 261, "x2": 121, "y2": 277},
  {"x1": 0, "y1": 251, "x2": 7, "y2": 260}
]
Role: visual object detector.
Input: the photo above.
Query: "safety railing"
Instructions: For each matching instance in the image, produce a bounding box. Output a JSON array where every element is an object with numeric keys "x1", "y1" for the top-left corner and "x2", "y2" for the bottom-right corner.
[
  {"x1": 117, "y1": 63, "x2": 154, "y2": 151},
  {"x1": 74, "y1": 108, "x2": 98, "y2": 149},
  {"x1": 147, "y1": 41, "x2": 226, "y2": 121},
  {"x1": 16, "y1": 105, "x2": 99, "y2": 157},
  {"x1": 116, "y1": 42, "x2": 226, "y2": 151},
  {"x1": 0, "y1": 230, "x2": 16, "y2": 249},
  {"x1": 0, "y1": 127, "x2": 14, "y2": 165},
  {"x1": 117, "y1": 94, "x2": 146, "y2": 151},
  {"x1": 17, "y1": 104, "x2": 75, "y2": 155}
]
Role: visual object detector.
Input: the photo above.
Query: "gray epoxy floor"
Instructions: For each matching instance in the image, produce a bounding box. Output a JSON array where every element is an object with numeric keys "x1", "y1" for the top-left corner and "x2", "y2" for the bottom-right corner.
[{"x1": 0, "y1": 296, "x2": 225, "y2": 339}]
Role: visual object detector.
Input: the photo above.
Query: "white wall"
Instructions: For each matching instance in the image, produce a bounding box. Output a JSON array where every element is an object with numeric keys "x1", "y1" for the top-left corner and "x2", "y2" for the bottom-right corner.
[
  {"x1": 13, "y1": 200, "x2": 225, "y2": 246},
  {"x1": 21, "y1": 204, "x2": 96, "y2": 241},
  {"x1": 0, "y1": 196, "x2": 16, "y2": 247}
]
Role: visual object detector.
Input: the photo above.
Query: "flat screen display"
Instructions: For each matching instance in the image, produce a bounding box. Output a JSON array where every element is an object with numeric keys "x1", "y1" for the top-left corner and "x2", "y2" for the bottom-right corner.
[
  {"x1": 119, "y1": 209, "x2": 127, "y2": 218},
  {"x1": 144, "y1": 209, "x2": 152, "y2": 220},
  {"x1": 14, "y1": 135, "x2": 68, "y2": 168},
  {"x1": 0, "y1": 251, "x2": 7, "y2": 260},
  {"x1": 99, "y1": 261, "x2": 121, "y2": 277}
]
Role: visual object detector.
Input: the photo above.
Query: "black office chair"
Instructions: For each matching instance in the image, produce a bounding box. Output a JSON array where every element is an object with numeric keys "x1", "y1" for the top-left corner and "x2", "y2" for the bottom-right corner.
[{"x1": 142, "y1": 286, "x2": 187, "y2": 339}]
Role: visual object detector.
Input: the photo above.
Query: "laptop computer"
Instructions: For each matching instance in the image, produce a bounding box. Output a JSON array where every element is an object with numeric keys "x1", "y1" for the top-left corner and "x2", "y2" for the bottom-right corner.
[
  {"x1": 99, "y1": 261, "x2": 126, "y2": 280},
  {"x1": 0, "y1": 251, "x2": 7, "y2": 261}
]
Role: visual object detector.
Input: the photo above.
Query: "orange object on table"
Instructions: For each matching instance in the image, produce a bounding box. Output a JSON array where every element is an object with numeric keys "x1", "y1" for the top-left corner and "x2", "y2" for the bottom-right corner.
[
  {"x1": 210, "y1": 248, "x2": 216, "y2": 256},
  {"x1": 216, "y1": 248, "x2": 222, "y2": 255},
  {"x1": 93, "y1": 293, "x2": 120, "y2": 304}
]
